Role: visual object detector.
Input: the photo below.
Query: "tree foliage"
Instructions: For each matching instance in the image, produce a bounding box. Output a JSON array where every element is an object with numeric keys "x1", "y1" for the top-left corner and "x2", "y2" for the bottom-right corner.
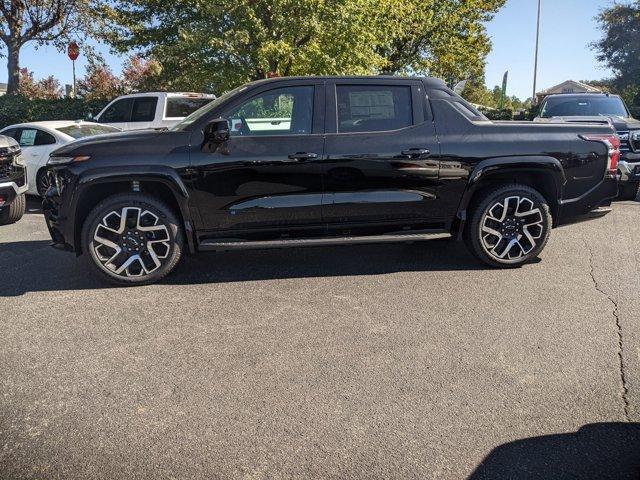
[
  {"x1": 0, "y1": 0, "x2": 94, "y2": 94},
  {"x1": 99, "y1": 0, "x2": 506, "y2": 94},
  {"x1": 18, "y1": 67, "x2": 63, "y2": 99},
  {"x1": 593, "y1": 1, "x2": 640, "y2": 108},
  {"x1": 76, "y1": 54, "x2": 167, "y2": 100},
  {"x1": 0, "y1": 94, "x2": 107, "y2": 128},
  {"x1": 461, "y1": 81, "x2": 529, "y2": 112},
  {"x1": 76, "y1": 56, "x2": 122, "y2": 100}
]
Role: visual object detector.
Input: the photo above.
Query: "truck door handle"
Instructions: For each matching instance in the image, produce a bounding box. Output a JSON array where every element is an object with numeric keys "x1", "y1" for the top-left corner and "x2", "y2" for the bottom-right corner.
[
  {"x1": 401, "y1": 148, "x2": 430, "y2": 158},
  {"x1": 287, "y1": 152, "x2": 318, "y2": 161}
]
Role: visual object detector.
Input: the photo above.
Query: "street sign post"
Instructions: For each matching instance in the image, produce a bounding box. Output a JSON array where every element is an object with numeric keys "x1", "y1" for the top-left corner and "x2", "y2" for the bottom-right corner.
[{"x1": 67, "y1": 41, "x2": 79, "y2": 98}]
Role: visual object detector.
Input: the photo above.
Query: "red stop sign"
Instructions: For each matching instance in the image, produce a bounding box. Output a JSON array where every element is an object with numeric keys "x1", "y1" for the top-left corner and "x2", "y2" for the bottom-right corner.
[{"x1": 67, "y1": 41, "x2": 79, "y2": 61}]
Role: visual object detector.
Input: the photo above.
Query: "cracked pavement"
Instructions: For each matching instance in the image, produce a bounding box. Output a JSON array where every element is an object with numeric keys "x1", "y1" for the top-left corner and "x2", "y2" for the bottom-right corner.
[{"x1": 1, "y1": 197, "x2": 639, "y2": 479}]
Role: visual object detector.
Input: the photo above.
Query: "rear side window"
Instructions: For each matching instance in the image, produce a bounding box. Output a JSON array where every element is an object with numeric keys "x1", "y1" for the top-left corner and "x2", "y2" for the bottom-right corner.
[
  {"x1": 100, "y1": 98, "x2": 133, "y2": 123},
  {"x1": 35, "y1": 130, "x2": 56, "y2": 145},
  {"x1": 336, "y1": 85, "x2": 413, "y2": 133},
  {"x1": 165, "y1": 97, "x2": 214, "y2": 118},
  {"x1": 131, "y1": 97, "x2": 158, "y2": 122}
]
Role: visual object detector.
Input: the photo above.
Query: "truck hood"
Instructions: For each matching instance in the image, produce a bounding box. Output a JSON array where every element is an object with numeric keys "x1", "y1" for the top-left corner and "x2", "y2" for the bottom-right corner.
[
  {"x1": 51, "y1": 129, "x2": 168, "y2": 156},
  {"x1": 534, "y1": 115, "x2": 640, "y2": 131}
]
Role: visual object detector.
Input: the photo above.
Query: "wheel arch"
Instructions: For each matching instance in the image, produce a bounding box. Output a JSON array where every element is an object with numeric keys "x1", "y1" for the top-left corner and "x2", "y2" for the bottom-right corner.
[
  {"x1": 452, "y1": 156, "x2": 565, "y2": 239},
  {"x1": 71, "y1": 167, "x2": 195, "y2": 254}
]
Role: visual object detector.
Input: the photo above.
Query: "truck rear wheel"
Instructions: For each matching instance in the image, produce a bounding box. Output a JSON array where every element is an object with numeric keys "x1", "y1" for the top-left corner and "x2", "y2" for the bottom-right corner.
[
  {"x1": 464, "y1": 184, "x2": 552, "y2": 268},
  {"x1": 0, "y1": 193, "x2": 26, "y2": 225},
  {"x1": 81, "y1": 193, "x2": 184, "y2": 286}
]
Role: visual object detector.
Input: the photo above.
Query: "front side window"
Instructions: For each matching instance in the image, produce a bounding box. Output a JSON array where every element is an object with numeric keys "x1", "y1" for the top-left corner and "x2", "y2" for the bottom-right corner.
[
  {"x1": 336, "y1": 85, "x2": 413, "y2": 133},
  {"x1": 226, "y1": 86, "x2": 314, "y2": 136},
  {"x1": 1, "y1": 128, "x2": 17, "y2": 140},
  {"x1": 131, "y1": 97, "x2": 158, "y2": 122},
  {"x1": 100, "y1": 98, "x2": 133, "y2": 123}
]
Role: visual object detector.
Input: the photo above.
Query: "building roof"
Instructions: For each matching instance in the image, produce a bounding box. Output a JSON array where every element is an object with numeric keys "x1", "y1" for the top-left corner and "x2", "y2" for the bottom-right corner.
[{"x1": 536, "y1": 80, "x2": 602, "y2": 96}]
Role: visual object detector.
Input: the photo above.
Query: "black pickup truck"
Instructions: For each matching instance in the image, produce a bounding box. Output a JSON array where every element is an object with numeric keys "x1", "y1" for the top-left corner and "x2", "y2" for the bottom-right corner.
[
  {"x1": 42, "y1": 76, "x2": 619, "y2": 285},
  {"x1": 535, "y1": 93, "x2": 640, "y2": 199}
]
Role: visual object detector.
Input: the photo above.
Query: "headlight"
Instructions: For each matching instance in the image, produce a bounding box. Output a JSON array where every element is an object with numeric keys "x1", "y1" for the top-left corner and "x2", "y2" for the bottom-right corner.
[
  {"x1": 630, "y1": 131, "x2": 640, "y2": 152},
  {"x1": 13, "y1": 153, "x2": 26, "y2": 166},
  {"x1": 47, "y1": 155, "x2": 91, "y2": 166}
]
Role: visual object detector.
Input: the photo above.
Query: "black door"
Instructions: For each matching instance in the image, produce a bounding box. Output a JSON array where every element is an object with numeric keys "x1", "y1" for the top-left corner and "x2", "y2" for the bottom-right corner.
[
  {"x1": 321, "y1": 80, "x2": 444, "y2": 235},
  {"x1": 189, "y1": 81, "x2": 325, "y2": 240}
]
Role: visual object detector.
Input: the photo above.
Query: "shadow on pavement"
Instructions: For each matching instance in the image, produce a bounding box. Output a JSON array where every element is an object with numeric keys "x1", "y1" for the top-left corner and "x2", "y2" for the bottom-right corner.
[
  {"x1": 468, "y1": 422, "x2": 640, "y2": 480},
  {"x1": 0, "y1": 237, "x2": 495, "y2": 296}
]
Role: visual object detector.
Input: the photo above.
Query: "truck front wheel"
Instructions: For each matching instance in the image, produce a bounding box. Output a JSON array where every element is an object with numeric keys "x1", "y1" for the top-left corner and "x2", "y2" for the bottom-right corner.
[
  {"x1": 0, "y1": 193, "x2": 26, "y2": 225},
  {"x1": 81, "y1": 193, "x2": 184, "y2": 286},
  {"x1": 464, "y1": 184, "x2": 552, "y2": 268}
]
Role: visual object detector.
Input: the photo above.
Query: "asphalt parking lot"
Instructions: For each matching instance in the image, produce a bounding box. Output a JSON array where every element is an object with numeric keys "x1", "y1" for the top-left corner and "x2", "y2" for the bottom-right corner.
[{"x1": 1, "y1": 197, "x2": 640, "y2": 479}]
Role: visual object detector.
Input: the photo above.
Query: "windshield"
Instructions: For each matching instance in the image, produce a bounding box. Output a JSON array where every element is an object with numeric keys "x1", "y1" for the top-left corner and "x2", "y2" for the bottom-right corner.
[
  {"x1": 170, "y1": 84, "x2": 250, "y2": 131},
  {"x1": 540, "y1": 96, "x2": 628, "y2": 118},
  {"x1": 57, "y1": 124, "x2": 121, "y2": 139},
  {"x1": 165, "y1": 97, "x2": 214, "y2": 118}
]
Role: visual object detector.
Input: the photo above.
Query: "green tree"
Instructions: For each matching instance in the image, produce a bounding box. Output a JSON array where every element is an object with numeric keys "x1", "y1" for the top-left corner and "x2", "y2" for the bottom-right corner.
[
  {"x1": 593, "y1": 1, "x2": 640, "y2": 107},
  {"x1": 0, "y1": 0, "x2": 95, "y2": 94},
  {"x1": 100, "y1": 0, "x2": 506, "y2": 94},
  {"x1": 379, "y1": 0, "x2": 505, "y2": 83}
]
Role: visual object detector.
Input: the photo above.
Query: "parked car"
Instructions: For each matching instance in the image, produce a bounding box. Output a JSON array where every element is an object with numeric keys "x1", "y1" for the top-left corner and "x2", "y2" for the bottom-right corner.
[
  {"x1": 534, "y1": 93, "x2": 640, "y2": 200},
  {"x1": 0, "y1": 135, "x2": 27, "y2": 225},
  {"x1": 0, "y1": 121, "x2": 120, "y2": 197},
  {"x1": 94, "y1": 92, "x2": 216, "y2": 131},
  {"x1": 43, "y1": 75, "x2": 619, "y2": 286}
]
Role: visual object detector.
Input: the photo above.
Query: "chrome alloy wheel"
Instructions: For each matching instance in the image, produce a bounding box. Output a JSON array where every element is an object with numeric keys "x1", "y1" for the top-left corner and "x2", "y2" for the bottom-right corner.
[
  {"x1": 480, "y1": 195, "x2": 544, "y2": 261},
  {"x1": 91, "y1": 207, "x2": 171, "y2": 277}
]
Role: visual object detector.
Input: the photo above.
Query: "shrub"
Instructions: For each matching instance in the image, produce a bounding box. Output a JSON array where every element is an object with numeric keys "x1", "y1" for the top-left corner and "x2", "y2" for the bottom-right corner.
[
  {"x1": 0, "y1": 95, "x2": 109, "y2": 129},
  {"x1": 480, "y1": 108, "x2": 513, "y2": 121}
]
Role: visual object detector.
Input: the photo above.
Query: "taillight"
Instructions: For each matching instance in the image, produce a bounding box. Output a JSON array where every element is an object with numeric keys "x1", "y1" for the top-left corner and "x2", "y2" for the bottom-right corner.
[{"x1": 581, "y1": 134, "x2": 621, "y2": 176}]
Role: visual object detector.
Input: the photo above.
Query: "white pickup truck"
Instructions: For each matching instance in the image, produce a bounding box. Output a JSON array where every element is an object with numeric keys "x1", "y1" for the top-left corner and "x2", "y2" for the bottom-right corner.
[{"x1": 94, "y1": 92, "x2": 215, "y2": 131}]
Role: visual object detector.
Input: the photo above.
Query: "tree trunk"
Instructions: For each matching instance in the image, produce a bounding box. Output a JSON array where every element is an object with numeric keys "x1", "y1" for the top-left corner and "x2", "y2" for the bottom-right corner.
[{"x1": 6, "y1": 42, "x2": 21, "y2": 95}]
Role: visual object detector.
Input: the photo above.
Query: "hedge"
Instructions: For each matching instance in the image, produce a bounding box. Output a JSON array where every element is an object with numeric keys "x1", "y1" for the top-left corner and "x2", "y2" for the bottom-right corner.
[{"x1": 0, "y1": 95, "x2": 109, "y2": 129}]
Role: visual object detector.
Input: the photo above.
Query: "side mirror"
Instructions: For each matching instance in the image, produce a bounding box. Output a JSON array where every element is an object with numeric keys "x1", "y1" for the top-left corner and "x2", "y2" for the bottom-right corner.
[{"x1": 205, "y1": 118, "x2": 230, "y2": 143}]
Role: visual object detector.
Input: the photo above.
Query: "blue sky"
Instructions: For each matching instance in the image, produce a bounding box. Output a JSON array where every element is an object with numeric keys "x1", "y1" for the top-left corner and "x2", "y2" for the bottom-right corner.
[
  {"x1": 3, "y1": 0, "x2": 615, "y2": 100},
  {"x1": 485, "y1": 0, "x2": 614, "y2": 99}
]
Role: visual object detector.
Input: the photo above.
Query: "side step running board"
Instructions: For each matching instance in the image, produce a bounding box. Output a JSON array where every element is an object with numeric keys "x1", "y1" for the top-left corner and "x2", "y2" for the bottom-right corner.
[{"x1": 199, "y1": 232, "x2": 452, "y2": 251}]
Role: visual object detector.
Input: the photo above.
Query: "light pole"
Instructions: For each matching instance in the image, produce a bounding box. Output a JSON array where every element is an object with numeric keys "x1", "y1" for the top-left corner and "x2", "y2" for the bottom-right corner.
[{"x1": 532, "y1": 0, "x2": 541, "y2": 104}]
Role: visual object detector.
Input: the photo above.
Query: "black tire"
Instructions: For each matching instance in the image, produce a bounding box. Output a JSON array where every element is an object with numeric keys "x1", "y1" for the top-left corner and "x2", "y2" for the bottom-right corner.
[
  {"x1": 81, "y1": 193, "x2": 184, "y2": 286},
  {"x1": 36, "y1": 168, "x2": 51, "y2": 198},
  {"x1": 618, "y1": 181, "x2": 639, "y2": 201},
  {"x1": 463, "y1": 184, "x2": 552, "y2": 268},
  {"x1": 0, "y1": 193, "x2": 26, "y2": 225}
]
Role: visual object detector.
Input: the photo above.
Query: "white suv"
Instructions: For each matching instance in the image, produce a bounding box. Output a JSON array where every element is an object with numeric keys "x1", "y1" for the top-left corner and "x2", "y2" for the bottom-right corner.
[{"x1": 94, "y1": 92, "x2": 215, "y2": 131}]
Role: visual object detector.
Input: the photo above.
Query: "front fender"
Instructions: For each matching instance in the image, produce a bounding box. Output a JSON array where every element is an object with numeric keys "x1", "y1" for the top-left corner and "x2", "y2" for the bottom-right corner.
[{"x1": 68, "y1": 165, "x2": 195, "y2": 253}]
